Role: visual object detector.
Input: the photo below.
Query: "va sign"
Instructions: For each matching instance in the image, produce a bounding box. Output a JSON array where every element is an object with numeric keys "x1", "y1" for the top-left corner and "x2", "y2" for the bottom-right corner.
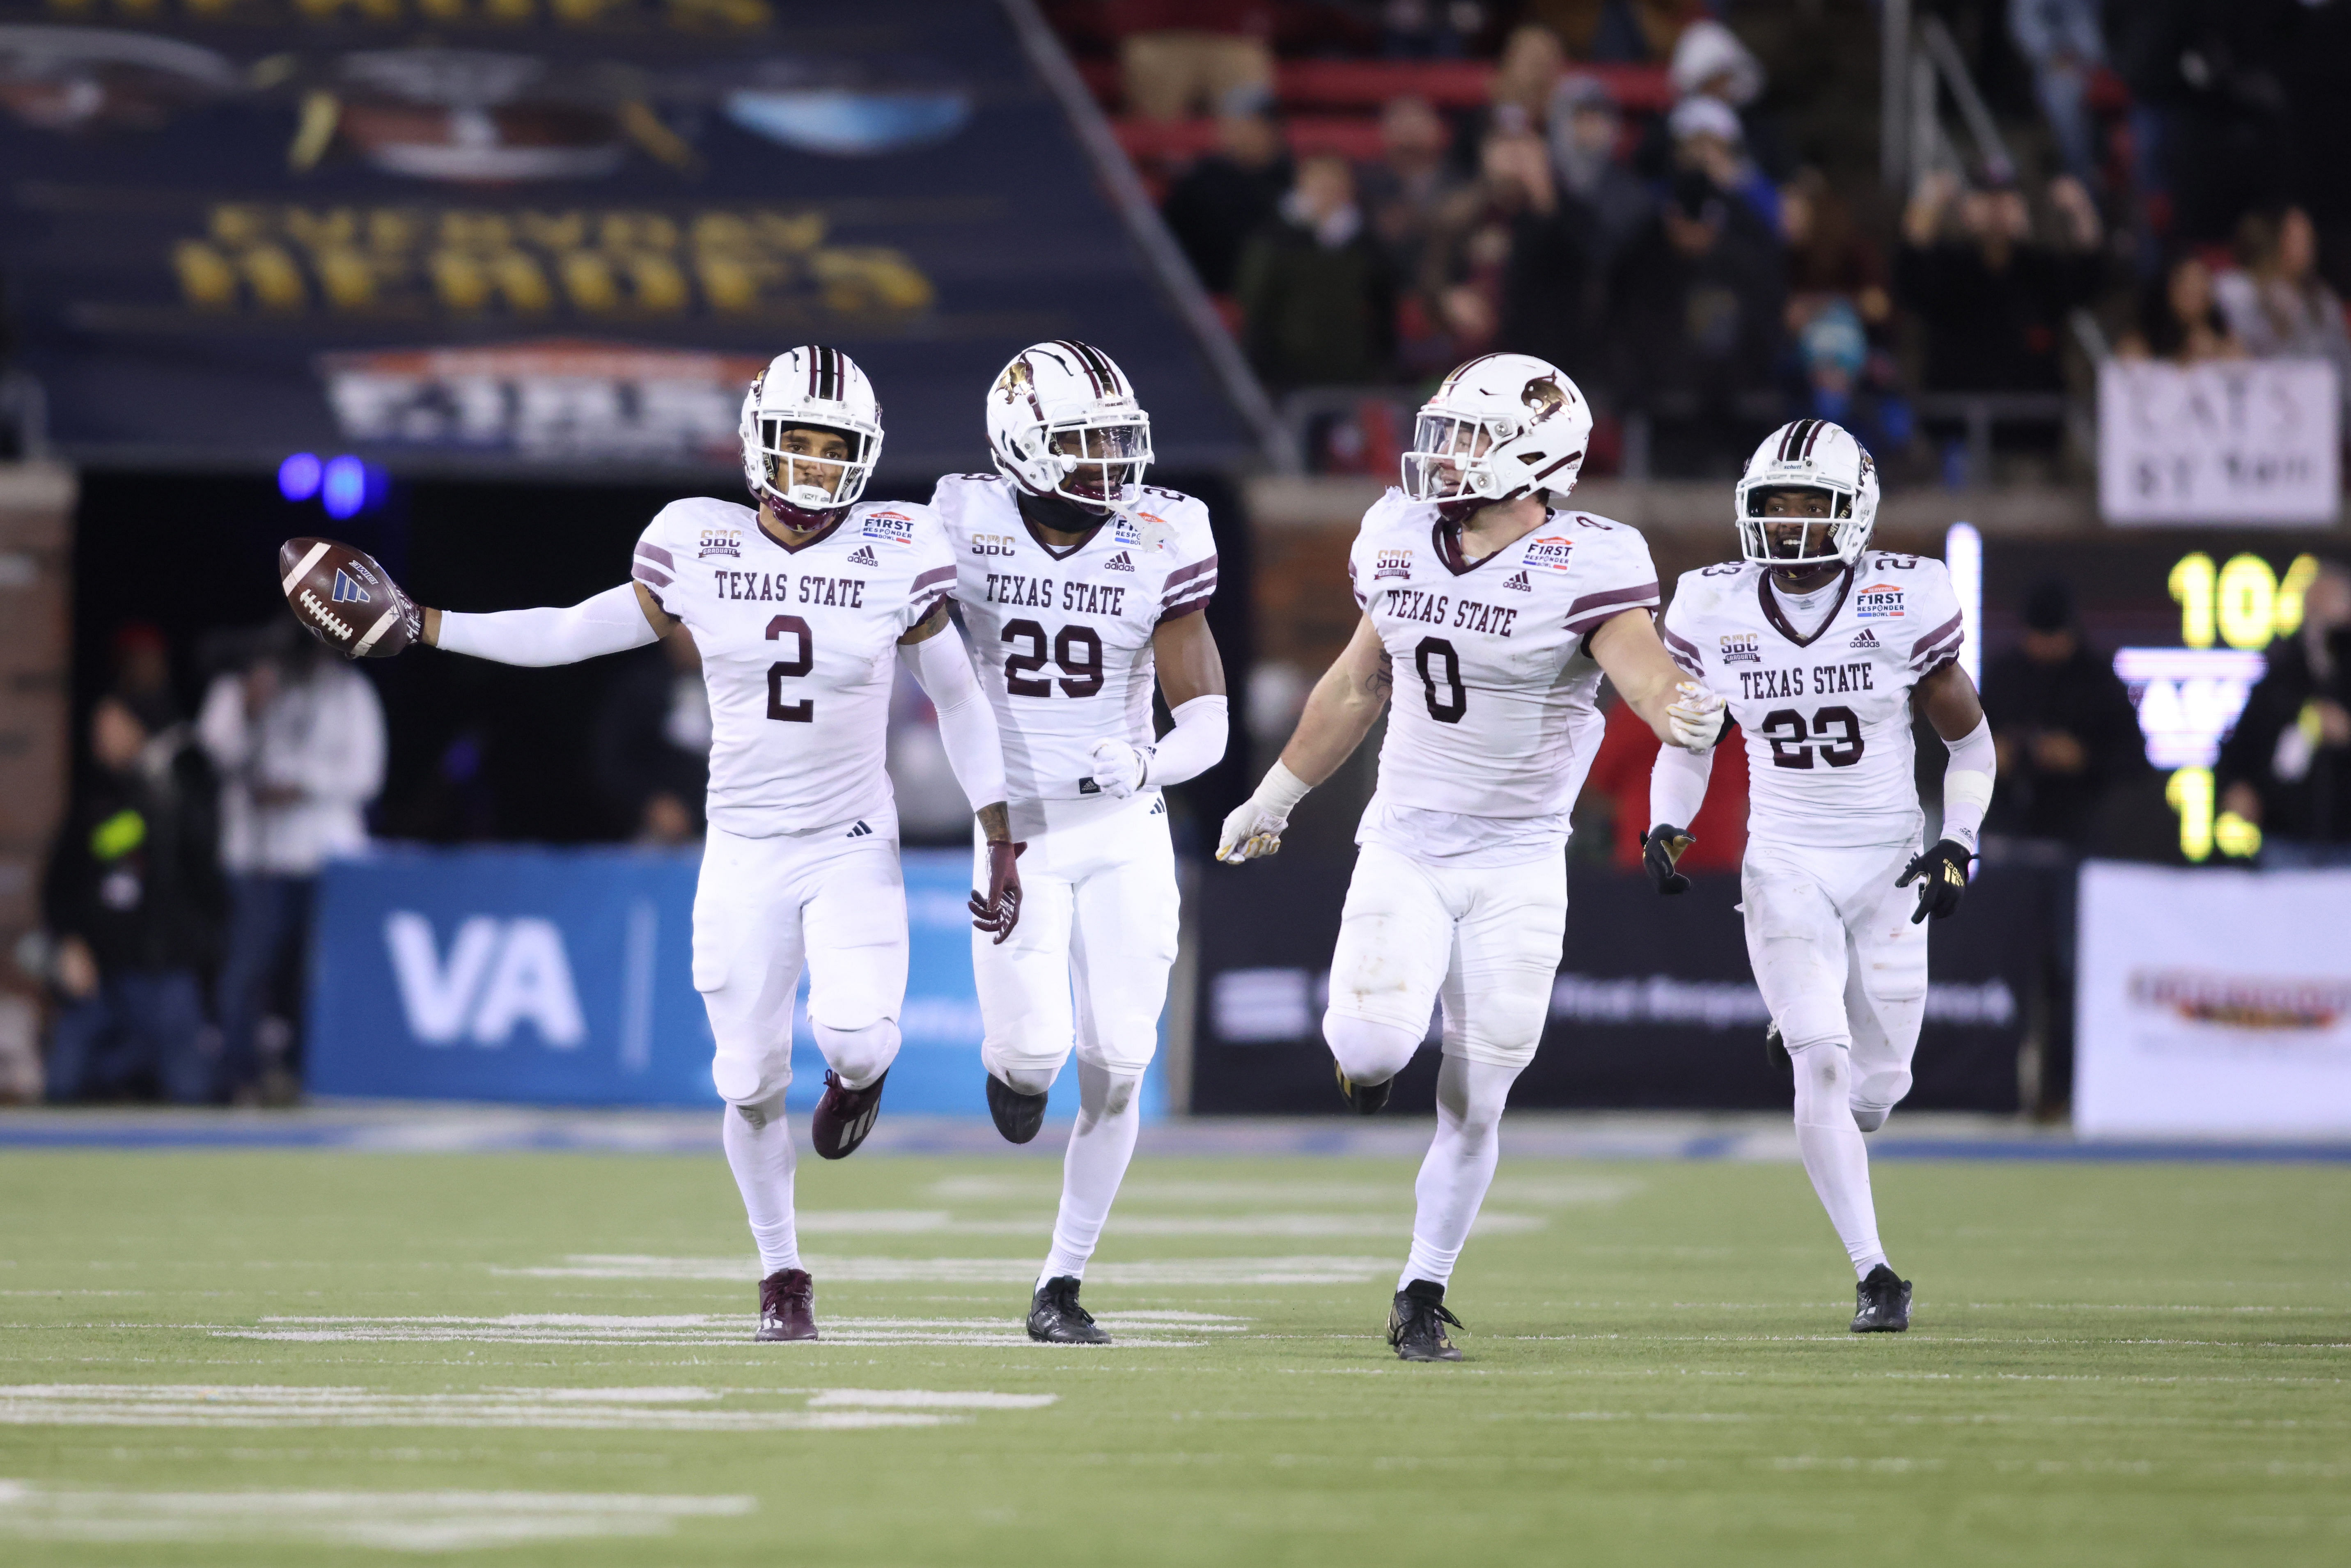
[{"x1": 384, "y1": 914, "x2": 587, "y2": 1048}]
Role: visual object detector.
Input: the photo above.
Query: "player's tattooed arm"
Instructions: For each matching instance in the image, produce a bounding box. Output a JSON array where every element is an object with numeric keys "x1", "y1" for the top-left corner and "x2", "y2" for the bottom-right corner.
[
  {"x1": 1273, "y1": 614, "x2": 1393, "y2": 788},
  {"x1": 1590, "y1": 610, "x2": 1723, "y2": 752},
  {"x1": 896, "y1": 600, "x2": 953, "y2": 645}
]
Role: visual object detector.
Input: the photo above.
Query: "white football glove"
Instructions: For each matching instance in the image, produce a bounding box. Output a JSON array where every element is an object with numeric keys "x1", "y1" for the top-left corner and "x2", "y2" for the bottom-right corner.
[
  {"x1": 1216, "y1": 761, "x2": 1312, "y2": 863},
  {"x1": 1666, "y1": 681, "x2": 1727, "y2": 753},
  {"x1": 1087, "y1": 737, "x2": 1148, "y2": 799}
]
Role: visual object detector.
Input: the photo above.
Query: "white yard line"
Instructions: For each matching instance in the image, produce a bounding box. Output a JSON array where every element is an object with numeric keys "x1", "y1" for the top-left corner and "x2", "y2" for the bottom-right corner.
[{"x1": 493, "y1": 1254, "x2": 1397, "y2": 1285}]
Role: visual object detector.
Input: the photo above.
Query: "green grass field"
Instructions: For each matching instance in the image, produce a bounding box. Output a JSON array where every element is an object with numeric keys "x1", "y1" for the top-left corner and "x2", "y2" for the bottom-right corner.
[{"x1": 1, "y1": 1145, "x2": 2346, "y2": 1566}]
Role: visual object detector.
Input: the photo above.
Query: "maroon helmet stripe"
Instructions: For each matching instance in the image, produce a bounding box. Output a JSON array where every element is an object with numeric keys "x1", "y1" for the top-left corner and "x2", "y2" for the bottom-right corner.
[
  {"x1": 1532, "y1": 448, "x2": 1585, "y2": 481},
  {"x1": 1802, "y1": 420, "x2": 1829, "y2": 459},
  {"x1": 1056, "y1": 340, "x2": 1105, "y2": 397}
]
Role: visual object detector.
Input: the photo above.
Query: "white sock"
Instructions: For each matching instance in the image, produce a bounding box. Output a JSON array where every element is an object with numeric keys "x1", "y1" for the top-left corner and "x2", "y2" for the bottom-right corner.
[
  {"x1": 1790, "y1": 1040, "x2": 1888, "y2": 1279},
  {"x1": 1399, "y1": 1055, "x2": 1521, "y2": 1291},
  {"x1": 1039, "y1": 1061, "x2": 1142, "y2": 1285},
  {"x1": 721, "y1": 1098, "x2": 801, "y2": 1277}
]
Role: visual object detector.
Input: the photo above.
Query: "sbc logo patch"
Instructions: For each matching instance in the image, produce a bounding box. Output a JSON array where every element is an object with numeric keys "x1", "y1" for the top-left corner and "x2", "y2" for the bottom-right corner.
[
  {"x1": 1374, "y1": 548, "x2": 1414, "y2": 581},
  {"x1": 1853, "y1": 582, "x2": 1907, "y2": 619},
  {"x1": 698, "y1": 528, "x2": 742, "y2": 559},
  {"x1": 1719, "y1": 632, "x2": 1761, "y2": 665}
]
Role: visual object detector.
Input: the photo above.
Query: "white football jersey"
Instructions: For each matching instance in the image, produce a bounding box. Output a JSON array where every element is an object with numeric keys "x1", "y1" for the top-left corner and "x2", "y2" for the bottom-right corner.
[
  {"x1": 931, "y1": 474, "x2": 1217, "y2": 808},
  {"x1": 1660, "y1": 552, "x2": 1965, "y2": 850},
  {"x1": 631, "y1": 496, "x2": 955, "y2": 837},
  {"x1": 1348, "y1": 489, "x2": 1660, "y2": 842}
]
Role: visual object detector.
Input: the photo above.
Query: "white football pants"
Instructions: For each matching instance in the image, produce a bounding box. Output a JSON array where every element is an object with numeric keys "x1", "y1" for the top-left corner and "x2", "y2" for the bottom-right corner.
[
  {"x1": 1326, "y1": 842, "x2": 1566, "y2": 1072},
  {"x1": 1740, "y1": 838, "x2": 1929, "y2": 1121},
  {"x1": 972, "y1": 791, "x2": 1179, "y2": 1083},
  {"x1": 695, "y1": 819, "x2": 908, "y2": 1107}
]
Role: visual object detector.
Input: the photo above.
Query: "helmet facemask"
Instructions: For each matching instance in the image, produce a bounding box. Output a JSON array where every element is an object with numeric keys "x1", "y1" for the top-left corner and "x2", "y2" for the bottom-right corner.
[
  {"x1": 1736, "y1": 481, "x2": 1869, "y2": 568},
  {"x1": 753, "y1": 417, "x2": 876, "y2": 520},
  {"x1": 1402, "y1": 409, "x2": 1525, "y2": 509},
  {"x1": 1025, "y1": 412, "x2": 1152, "y2": 515}
]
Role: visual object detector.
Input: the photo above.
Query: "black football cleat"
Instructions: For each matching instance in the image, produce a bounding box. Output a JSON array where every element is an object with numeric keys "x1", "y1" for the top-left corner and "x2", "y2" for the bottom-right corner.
[
  {"x1": 986, "y1": 1073, "x2": 1049, "y2": 1145},
  {"x1": 1387, "y1": 1278, "x2": 1464, "y2": 1362},
  {"x1": 756, "y1": 1268, "x2": 818, "y2": 1342},
  {"x1": 1334, "y1": 1061, "x2": 1391, "y2": 1115},
  {"x1": 1027, "y1": 1275, "x2": 1111, "y2": 1344},
  {"x1": 810, "y1": 1068, "x2": 886, "y2": 1160},
  {"x1": 1851, "y1": 1264, "x2": 1913, "y2": 1333}
]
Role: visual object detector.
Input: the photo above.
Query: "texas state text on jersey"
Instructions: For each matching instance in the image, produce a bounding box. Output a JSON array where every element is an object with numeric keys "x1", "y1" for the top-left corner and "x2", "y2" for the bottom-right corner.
[
  {"x1": 1348, "y1": 488, "x2": 1661, "y2": 825},
  {"x1": 1660, "y1": 552, "x2": 1964, "y2": 850},
  {"x1": 631, "y1": 495, "x2": 955, "y2": 838},
  {"x1": 933, "y1": 474, "x2": 1217, "y2": 805}
]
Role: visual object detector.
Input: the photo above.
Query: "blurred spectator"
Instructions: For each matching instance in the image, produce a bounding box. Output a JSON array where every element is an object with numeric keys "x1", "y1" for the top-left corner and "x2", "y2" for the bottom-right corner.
[
  {"x1": 1161, "y1": 85, "x2": 1291, "y2": 295},
  {"x1": 2217, "y1": 560, "x2": 2351, "y2": 868},
  {"x1": 594, "y1": 630, "x2": 708, "y2": 844},
  {"x1": 1238, "y1": 153, "x2": 1395, "y2": 389},
  {"x1": 41, "y1": 691, "x2": 221, "y2": 1103},
  {"x1": 1666, "y1": 94, "x2": 1775, "y2": 233},
  {"x1": 2008, "y1": 0, "x2": 2105, "y2": 187},
  {"x1": 1110, "y1": 0, "x2": 1274, "y2": 122},
  {"x1": 1783, "y1": 170, "x2": 1904, "y2": 452},
  {"x1": 1665, "y1": 17, "x2": 1789, "y2": 180},
  {"x1": 1422, "y1": 130, "x2": 1592, "y2": 376},
  {"x1": 1546, "y1": 73, "x2": 1651, "y2": 272},
  {"x1": 2116, "y1": 253, "x2": 2245, "y2": 364},
  {"x1": 2105, "y1": 0, "x2": 2292, "y2": 246},
  {"x1": 111, "y1": 622, "x2": 174, "y2": 713},
  {"x1": 1484, "y1": 22, "x2": 1567, "y2": 137},
  {"x1": 1372, "y1": 0, "x2": 1491, "y2": 59},
  {"x1": 1608, "y1": 167, "x2": 1785, "y2": 474},
  {"x1": 1526, "y1": 0, "x2": 1683, "y2": 64},
  {"x1": 2216, "y1": 206, "x2": 2351, "y2": 397},
  {"x1": 1783, "y1": 167, "x2": 1890, "y2": 330},
  {"x1": 1895, "y1": 170, "x2": 2104, "y2": 396},
  {"x1": 1981, "y1": 580, "x2": 2149, "y2": 848},
  {"x1": 199, "y1": 624, "x2": 385, "y2": 1103},
  {"x1": 1584, "y1": 693, "x2": 1748, "y2": 871},
  {"x1": 1356, "y1": 95, "x2": 1462, "y2": 285}
]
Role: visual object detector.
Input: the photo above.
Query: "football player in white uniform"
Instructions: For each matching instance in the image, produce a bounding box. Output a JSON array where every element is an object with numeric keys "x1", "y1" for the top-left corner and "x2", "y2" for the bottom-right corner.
[
  {"x1": 345, "y1": 347, "x2": 1023, "y2": 1343},
  {"x1": 934, "y1": 341, "x2": 1228, "y2": 1344},
  {"x1": 1645, "y1": 418, "x2": 1993, "y2": 1334},
  {"x1": 1217, "y1": 353, "x2": 1726, "y2": 1361}
]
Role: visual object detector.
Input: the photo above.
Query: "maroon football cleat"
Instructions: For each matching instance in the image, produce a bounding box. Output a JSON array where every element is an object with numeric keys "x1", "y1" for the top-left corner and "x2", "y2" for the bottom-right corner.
[
  {"x1": 810, "y1": 1068, "x2": 887, "y2": 1160},
  {"x1": 757, "y1": 1268, "x2": 817, "y2": 1341}
]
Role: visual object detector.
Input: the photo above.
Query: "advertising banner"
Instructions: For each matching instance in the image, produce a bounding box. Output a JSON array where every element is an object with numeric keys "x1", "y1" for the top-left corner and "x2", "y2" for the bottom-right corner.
[
  {"x1": 307, "y1": 844, "x2": 1159, "y2": 1117},
  {"x1": 1193, "y1": 855, "x2": 2035, "y2": 1115},
  {"x1": 2075, "y1": 861, "x2": 2351, "y2": 1138},
  {"x1": 2098, "y1": 359, "x2": 2341, "y2": 527},
  {"x1": 0, "y1": 0, "x2": 1250, "y2": 473}
]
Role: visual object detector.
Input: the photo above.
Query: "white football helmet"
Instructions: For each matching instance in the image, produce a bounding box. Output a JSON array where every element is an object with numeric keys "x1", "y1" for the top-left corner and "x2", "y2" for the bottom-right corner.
[
  {"x1": 986, "y1": 340, "x2": 1153, "y2": 516},
  {"x1": 739, "y1": 345, "x2": 883, "y2": 524},
  {"x1": 1735, "y1": 419, "x2": 1880, "y2": 567},
  {"x1": 1401, "y1": 353, "x2": 1593, "y2": 517}
]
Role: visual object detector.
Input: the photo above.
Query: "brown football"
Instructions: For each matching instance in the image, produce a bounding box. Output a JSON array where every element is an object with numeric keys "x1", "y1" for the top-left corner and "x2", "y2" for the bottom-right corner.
[{"x1": 278, "y1": 537, "x2": 420, "y2": 659}]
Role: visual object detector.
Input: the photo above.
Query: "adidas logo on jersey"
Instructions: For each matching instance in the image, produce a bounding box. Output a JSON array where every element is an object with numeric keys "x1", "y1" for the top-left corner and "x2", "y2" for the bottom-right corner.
[
  {"x1": 1502, "y1": 570, "x2": 1531, "y2": 592},
  {"x1": 1849, "y1": 629, "x2": 1880, "y2": 649},
  {"x1": 1105, "y1": 551, "x2": 1134, "y2": 572},
  {"x1": 846, "y1": 545, "x2": 878, "y2": 567},
  {"x1": 844, "y1": 820, "x2": 874, "y2": 839},
  {"x1": 330, "y1": 568, "x2": 371, "y2": 604}
]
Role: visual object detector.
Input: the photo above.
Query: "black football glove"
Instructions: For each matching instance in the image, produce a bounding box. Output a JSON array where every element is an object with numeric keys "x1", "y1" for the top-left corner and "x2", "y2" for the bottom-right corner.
[
  {"x1": 968, "y1": 840, "x2": 1026, "y2": 944},
  {"x1": 1643, "y1": 824, "x2": 1696, "y2": 895},
  {"x1": 1896, "y1": 839, "x2": 1972, "y2": 924}
]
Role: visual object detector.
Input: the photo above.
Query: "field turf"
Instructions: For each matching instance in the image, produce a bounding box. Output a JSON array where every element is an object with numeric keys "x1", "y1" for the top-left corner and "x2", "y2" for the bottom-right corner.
[{"x1": 0, "y1": 1145, "x2": 2345, "y2": 1566}]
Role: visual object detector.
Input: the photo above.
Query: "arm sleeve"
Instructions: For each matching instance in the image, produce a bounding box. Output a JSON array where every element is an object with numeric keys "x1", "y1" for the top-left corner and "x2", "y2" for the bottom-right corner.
[
  {"x1": 436, "y1": 583, "x2": 660, "y2": 667},
  {"x1": 899, "y1": 629, "x2": 1006, "y2": 814},
  {"x1": 1939, "y1": 716, "x2": 1995, "y2": 855},
  {"x1": 1145, "y1": 694, "x2": 1229, "y2": 789},
  {"x1": 1649, "y1": 738, "x2": 1715, "y2": 832}
]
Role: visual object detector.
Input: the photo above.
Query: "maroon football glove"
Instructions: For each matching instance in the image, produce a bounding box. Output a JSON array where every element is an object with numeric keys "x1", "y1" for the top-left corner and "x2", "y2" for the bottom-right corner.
[{"x1": 968, "y1": 840, "x2": 1025, "y2": 943}]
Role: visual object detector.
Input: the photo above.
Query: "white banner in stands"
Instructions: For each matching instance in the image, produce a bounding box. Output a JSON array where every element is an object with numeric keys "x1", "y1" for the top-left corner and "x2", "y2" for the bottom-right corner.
[
  {"x1": 2075, "y1": 861, "x2": 2351, "y2": 1137},
  {"x1": 2098, "y1": 358, "x2": 2340, "y2": 525}
]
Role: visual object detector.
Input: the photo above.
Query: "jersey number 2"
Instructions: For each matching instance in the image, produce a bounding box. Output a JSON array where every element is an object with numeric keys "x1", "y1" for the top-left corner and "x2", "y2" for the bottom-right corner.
[{"x1": 766, "y1": 614, "x2": 814, "y2": 722}]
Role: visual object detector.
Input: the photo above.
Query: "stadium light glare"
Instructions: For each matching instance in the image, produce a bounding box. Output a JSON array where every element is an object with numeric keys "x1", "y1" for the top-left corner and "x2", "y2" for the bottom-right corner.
[
  {"x1": 1943, "y1": 520, "x2": 1982, "y2": 688},
  {"x1": 322, "y1": 455, "x2": 367, "y2": 519},
  {"x1": 278, "y1": 452, "x2": 323, "y2": 502}
]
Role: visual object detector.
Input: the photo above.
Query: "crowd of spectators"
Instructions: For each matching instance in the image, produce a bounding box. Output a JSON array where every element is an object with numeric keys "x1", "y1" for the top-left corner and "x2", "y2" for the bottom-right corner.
[{"x1": 1103, "y1": 3, "x2": 2351, "y2": 479}]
